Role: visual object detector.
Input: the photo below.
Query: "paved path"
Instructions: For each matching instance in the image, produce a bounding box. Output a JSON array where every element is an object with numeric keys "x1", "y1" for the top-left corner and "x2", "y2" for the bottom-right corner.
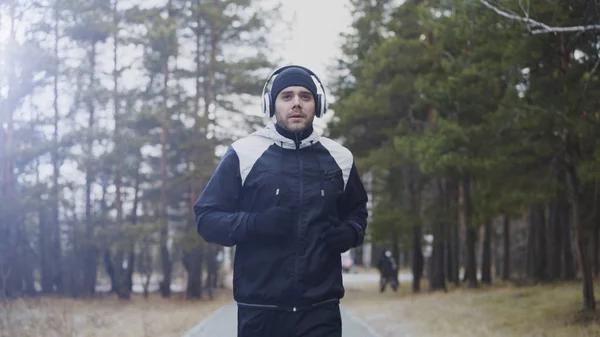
[
  {"x1": 182, "y1": 301, "x2": 381, "y2": 337},
  {"x1": 182, "y1": 272, "x2": 404, "y2": 337},
  {"x1": 342, "y1": 271, "x2": 413, "y2": 285}
]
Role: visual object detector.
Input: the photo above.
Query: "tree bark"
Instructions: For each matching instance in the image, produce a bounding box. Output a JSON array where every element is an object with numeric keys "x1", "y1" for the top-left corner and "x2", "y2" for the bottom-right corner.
[
  {"x1": 184, "y1": 246, "x2": 204, "y2": 299},
  {"x1": 429, "y1": 179, "x2": 447, "y2": 291},
  {"x1": 445, "y1": 180, "x2": 459, "y2": 285},
  {"x1": 549, "y1": 200, "x2": 563, "y2": 280},
  {"x1": 502, "y1": 215, "x2": 511, "y2": 281},
  {"x1": 409, "y1": 175, "x2": 423, "y2": 293},
  {"x1": 159, "y1": 0, "x2": 174, "y2": 299},
  {"x1": 592, "y1": 180, "x2": 599, "y2": 276},
  {"x1": 562, "y1": 201, "x2": 576, "y2": 280},
  {"x1": 44, "y1": 1, "x2": 63, "y2": 294},
  {"x1": 462, "y1": 178, "x2": 478, "y2": 288},
  {"x1": 594, "y1": 211, "x2": 600, "y2": 276},
  {"x1": 481, "y1": 220, "x2": 492, "y2": 284},
  {"x1": 565, "y1": 142, "x2": 595, "y2": 310},
  {"x1": 534, "y1": 204, "x2": 548, "y2": 282},
  {"x1": 83, "y1": 42, "x2": 99, "y2": 297}
]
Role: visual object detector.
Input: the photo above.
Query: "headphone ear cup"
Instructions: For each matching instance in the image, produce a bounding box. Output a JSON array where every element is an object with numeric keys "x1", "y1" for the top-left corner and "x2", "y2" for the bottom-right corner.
[
  {"x1": 262, "y1": 93, "x2": 272, "y2": 117},
  {"x1": 315, "y1": 94, "x2": 322, "y2": 118}
]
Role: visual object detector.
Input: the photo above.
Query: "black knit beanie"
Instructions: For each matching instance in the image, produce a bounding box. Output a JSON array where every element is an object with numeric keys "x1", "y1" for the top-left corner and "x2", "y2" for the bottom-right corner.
[{"x1": 270, "y1": 67, "x2": 318, "y2": 107}]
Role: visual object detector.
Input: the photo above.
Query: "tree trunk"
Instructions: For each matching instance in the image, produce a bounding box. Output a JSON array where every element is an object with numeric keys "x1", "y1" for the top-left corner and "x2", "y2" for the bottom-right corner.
[
  {"x1": 114, "y1": 251, "x2": 130, "y2": 299},
  {"x1": 481, "y1": 220, "x2": 492, "y2": 284},
  {"x1": 451, "y1": 222, "x2": 460, "y2": 285},
  {"x1": 83, "y1": 42, "x2": 99, "y2": 297},
  {"x1": 392, "y1": 230, "x2": 399, "y2": 270},
  {"x1": 445, "y1": 180, "x2": 459, "y2": 285},
  {"x1": 565, "y1": 144, "x2": 595, "y2": 310},
  {"x1": 493, "y1": 223, "x2": 501, "y2": 279},
  {"x1": 462, "y1": 178, "x2": 478, "y2": 288},
  {"x1": 408, "y1": 175, "x2": 423, "y2": 293},
  {"x1": 43, "y1": 2, "x2": 63, "y2": 295},
  {"x1": 158, "y1": 0, "x2": 175, "y2": 299},
  {"x1": 527, "y1": 204, "x2": 548, "y2": 282},
  {"x1": 429, "y1": 179, "x2": 446, "y2": 291},
  {"x1": 104, "y1": 250, "x2": 133, "y2": 300},
  {"x1": 103, "y1": 250, "x2": 116, "y2": 292},
  {"x1": 184, "y1": 245, "x2": 204, "y2": 299},
  {"x1": 184, "y1": 181, "x2": 204, "y2": 299},
  {"x1": 1, "y1": 1, "x2": 23, "y2": 298},
  {"x1": 502, "y1": 215, "x2": 511, "y2": 281},
  {"x1": 594, "y1": 211, "x2": 600, "y2": 276},
  {"x1": 549, "y1": 200, "x2": 563, "y2": 280},
  {"x1": 204, "y1": 244, "x2": 218, "y2": 300},
  {"x1": 592, "y1": 181, "x2": 599, "y2": 276},
  {"x1": 412, "y1": 224, "x2": 424, "y2": 293},
  {"x1": 429, "y1": 223, "x2": 446, "y2": 291},
  {"x1": 562, "y1": 201, "x2": 576, "y2": 280},
  {"x1": 553, "y1": 169, "x2": 576, "y2": 280},
  {"x1": 445, "y1": 223, "x2": 455, "y2": 284},
  {"x1": 126, "y1": 252, "x2": 134, "y2": 293},
  {"x1": 129, "y1": 159, "x2": 142, "y2": 292},
  {"x1": 140, "y1": 238, "x2": 153, "y2": 299},
  {"x1": 39, "y1": 207, "x2": 55, "y2": 293},
  {"x1": 159, "y1": 54, "x2": 172, "y2": 298},
  {"x1": 109, "y1": 0, "x2": 133, "y2": 300},
  {"x1": 534, "y1": 204, "x2": 548, "y2": 282},
  {"x1": 526, "y1": 206, "x2": 535, "y2": 279}
]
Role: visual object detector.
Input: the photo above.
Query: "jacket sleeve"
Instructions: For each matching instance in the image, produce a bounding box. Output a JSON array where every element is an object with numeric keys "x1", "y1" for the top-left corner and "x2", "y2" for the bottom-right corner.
[
  {"x1": 338, "y1": 162, "x2": 369, "y2": 247},
  {"x1": 193, "y1": 146, "x2": 256, "y2": 247}
]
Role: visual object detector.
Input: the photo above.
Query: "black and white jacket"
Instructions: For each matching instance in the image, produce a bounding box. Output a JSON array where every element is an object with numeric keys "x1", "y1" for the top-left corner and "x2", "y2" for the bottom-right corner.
[{"x1": 194, "y1": 123, "x2": 368, "y2": 310}]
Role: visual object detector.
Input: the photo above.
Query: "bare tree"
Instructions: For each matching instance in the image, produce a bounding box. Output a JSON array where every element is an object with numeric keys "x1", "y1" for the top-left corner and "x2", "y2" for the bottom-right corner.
[{"x1": 478, "y1": 0, "x2": 600, "y2": 34}]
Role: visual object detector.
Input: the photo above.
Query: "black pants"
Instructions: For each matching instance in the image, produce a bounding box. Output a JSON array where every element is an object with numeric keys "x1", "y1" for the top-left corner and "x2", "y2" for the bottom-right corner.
[
  {"x1": 380, "y1": 273, "x2": 398, "y2": 292},
  {"x1": 237, "y1": 302, "x2": 342, "y2": 337}
]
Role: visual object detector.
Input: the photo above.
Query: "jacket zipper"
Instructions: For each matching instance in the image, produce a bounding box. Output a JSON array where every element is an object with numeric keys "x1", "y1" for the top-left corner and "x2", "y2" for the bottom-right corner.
[
  {"x1": 236, "y1": 298, "x2": 339, "y2": 312},
  {"x1": 236, "y1": 301, "x2": 278, "y2": 309},
  {"x1": 294, "y1": 134, "x2": 303, "y2": 303}
]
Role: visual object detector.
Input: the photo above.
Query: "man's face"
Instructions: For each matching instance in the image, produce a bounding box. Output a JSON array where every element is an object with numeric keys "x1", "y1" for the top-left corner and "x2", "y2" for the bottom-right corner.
[{"x1": 274, "y1": 86, "x2": 315, "y2": 133}]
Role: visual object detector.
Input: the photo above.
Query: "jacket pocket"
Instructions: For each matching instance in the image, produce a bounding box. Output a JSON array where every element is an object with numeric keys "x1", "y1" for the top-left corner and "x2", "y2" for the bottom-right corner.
[
  {"x1": 244, "y1": 167, "x2": 293, "y2": 210},
  {"x1": 320, "y1": 168, "x2": 344, "y2": 205}
]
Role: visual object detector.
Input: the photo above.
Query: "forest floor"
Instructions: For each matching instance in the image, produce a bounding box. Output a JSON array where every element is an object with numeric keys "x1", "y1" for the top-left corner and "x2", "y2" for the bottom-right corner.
[
  {"x1": 342, "y1": 275, "x2": 600, "y2": 337},
  {"x1": 0, "y1": 289, "x2": 231, "y2": 337},
  {"x1": 3, "y1": 272, "x2": 600, "y2": 337}
]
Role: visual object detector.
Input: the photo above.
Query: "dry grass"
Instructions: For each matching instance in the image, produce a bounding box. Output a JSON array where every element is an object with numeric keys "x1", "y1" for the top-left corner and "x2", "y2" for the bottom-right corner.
[
  {"x1": 0, "y1": 290, "x2": 232, "y2": 337},
  {"x1": 342, "y1": 278, "x2": 600, "y2": 337}
]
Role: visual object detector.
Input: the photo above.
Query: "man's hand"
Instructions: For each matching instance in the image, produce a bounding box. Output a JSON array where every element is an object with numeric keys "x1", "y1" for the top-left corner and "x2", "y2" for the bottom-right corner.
[
  {"x1": 321, "y1": 216, "x2": 358, "y2": 253},
  {"x1": 251, "y1": 206, "x2": 296, "y2": 239}
]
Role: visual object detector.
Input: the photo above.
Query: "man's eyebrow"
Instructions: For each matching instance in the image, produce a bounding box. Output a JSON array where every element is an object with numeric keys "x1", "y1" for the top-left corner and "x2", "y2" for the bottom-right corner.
[{"x1": 280, "y1": 89, "x2": 312, "y2": 94}]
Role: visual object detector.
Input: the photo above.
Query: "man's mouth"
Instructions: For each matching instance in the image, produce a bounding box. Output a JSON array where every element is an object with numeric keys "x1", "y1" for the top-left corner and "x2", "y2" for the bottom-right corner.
[{"x1": 289, "y1": 114, "x2": 304, "y2": 119}]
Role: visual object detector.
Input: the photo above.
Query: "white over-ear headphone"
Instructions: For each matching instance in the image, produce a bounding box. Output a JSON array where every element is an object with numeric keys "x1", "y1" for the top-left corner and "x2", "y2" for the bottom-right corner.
[{"x1": 261, "y1": 65, "x2": 328, "y2": 118}]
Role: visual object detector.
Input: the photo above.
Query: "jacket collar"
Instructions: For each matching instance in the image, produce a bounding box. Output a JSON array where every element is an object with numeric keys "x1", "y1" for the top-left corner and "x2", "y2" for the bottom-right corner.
[
  {"x1": 275, "y1": 123, "x2": 313, "y2": 142},
  {"x1": 254, "y1": 123, "x2": 320, "y2": 149}
]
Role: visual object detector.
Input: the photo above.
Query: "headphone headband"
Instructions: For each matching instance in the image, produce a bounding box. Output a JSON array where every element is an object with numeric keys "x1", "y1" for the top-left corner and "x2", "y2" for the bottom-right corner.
[{"x1": 261, "y1": 65, "x2": 328, "y2": 118}]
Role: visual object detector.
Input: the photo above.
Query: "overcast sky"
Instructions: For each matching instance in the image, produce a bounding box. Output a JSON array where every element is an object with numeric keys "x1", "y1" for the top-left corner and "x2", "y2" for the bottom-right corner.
[{"x1": 276, "y1": 0, "x2": 353, "y2": 84}]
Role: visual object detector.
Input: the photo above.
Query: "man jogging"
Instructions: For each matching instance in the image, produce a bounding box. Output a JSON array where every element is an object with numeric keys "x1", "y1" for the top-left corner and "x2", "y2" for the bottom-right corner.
[{"x1": 194, "y1": 65, "x2": 369, "y2": 337}]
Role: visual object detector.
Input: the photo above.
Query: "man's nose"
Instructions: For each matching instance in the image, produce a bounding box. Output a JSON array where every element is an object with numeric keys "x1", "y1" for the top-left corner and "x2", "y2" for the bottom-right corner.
[{"x1": 292, "y1": 94, "x2": 302, "y2": 105}]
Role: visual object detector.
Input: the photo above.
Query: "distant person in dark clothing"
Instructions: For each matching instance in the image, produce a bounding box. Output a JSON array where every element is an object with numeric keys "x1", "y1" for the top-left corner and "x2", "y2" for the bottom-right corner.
[{"x1": 377, "y1": 250, "x2": 398, "y2": 292}]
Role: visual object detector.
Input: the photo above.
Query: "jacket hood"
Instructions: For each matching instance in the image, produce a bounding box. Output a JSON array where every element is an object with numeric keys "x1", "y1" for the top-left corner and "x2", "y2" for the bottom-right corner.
[{"x1": 254, "y1": 123, "x2": 321, "y2": 149}]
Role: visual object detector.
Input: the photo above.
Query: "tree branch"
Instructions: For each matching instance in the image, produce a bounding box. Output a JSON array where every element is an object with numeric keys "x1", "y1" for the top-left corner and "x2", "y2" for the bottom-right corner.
[{"x1": 479, "y1": 0, "x2": 600, "y2": 34}]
